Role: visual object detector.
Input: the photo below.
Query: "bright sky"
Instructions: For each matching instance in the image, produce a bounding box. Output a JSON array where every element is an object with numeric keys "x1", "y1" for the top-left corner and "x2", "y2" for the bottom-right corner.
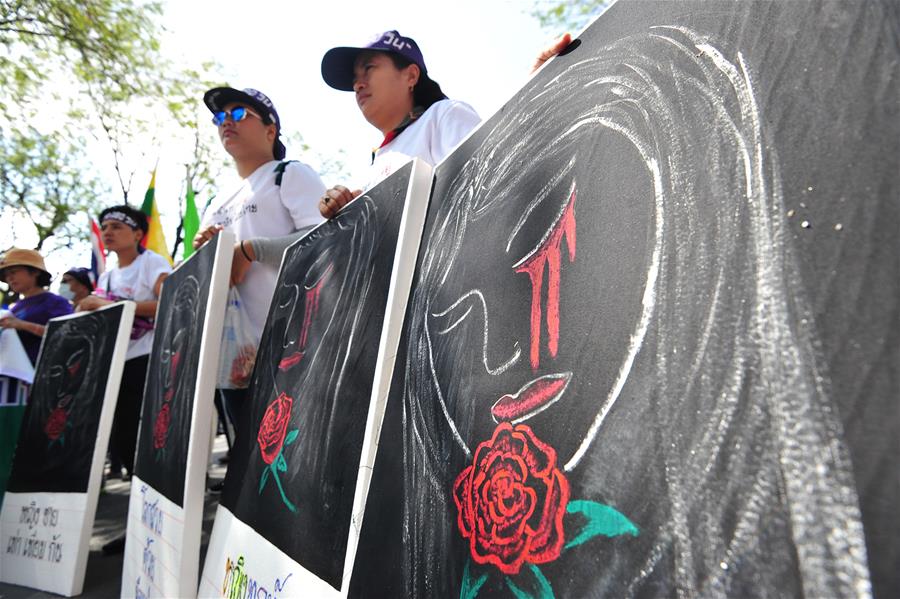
[
  {"x1": 164, "y1": 0, "x2": 553, "y2": 187},
  {"x1": 4, "y1": 0, "x2": 559, "y2": 286}
]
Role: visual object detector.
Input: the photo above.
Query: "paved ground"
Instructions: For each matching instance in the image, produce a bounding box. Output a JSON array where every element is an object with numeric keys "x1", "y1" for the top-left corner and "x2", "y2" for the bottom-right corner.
[{"x1": 0, "y1": 435, "x2": 230, "y2": 598}]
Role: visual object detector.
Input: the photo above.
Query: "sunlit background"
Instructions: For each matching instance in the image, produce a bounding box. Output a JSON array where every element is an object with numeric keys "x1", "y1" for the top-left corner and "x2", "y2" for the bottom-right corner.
[{"x1": 1, "y1": 0, "x2": 606, "y2": 295}]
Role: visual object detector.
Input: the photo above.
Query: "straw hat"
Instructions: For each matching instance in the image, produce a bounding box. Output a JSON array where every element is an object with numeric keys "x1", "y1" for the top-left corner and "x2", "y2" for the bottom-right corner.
[{"x1": 0, "y1": 247, "x2": 50, "y2": 279}]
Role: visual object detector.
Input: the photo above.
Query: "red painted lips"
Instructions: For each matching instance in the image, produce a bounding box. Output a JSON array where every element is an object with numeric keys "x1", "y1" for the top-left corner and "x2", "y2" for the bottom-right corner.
[{"x1": 491, "y1": 372, "x2": 572, "y2": 423}]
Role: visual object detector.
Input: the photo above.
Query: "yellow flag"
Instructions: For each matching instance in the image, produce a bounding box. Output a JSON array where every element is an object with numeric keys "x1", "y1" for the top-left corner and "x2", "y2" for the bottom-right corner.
[{"x1": 140, "y1": 168, "x2": 173, "y2": 265}]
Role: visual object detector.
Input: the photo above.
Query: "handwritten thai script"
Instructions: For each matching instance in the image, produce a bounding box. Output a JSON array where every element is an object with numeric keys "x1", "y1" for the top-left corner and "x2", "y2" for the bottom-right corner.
[
  {"x1": 222, "y1": 555, "x2": 293, "y2": 599},
  {"x1": 140, "y1": 485, "x2": 164, "y2": 535}
]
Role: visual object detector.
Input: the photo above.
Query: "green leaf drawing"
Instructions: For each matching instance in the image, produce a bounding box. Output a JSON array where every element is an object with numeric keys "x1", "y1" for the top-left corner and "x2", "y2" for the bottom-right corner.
[
  {"x1": 459, "y1": 558, "x2": 489, "y2": 599},
  {"x1": 284, "y1": 429, "x2": 299, "y2": 446},
  {"x1": 506, "y1": 564, "x2": 554, "y2": 599},
  {"x1": 276, "y1": 453, "x2": 288, "y2": 472},
  {"x1": 259, "y1": 464, "x2": 270, "y2": 493},
  {"x1": 564, "y1": 500, "x2": 638, "y2": 550}
]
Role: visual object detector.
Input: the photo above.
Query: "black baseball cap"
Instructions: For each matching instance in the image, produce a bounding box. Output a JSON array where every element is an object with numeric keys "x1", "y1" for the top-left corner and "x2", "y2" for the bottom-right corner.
[
  {"x1": 322, "y1": 30, "x2": 429, "y2": 92},
  {"x1": 203, "y1": 87, "x2": 287, "y2": 160}
]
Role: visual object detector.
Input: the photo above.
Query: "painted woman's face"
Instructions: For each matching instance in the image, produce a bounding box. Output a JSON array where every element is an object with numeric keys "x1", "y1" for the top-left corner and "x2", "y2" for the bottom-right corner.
[
  {"x1": 425, "y1": 131, "x2": 655, "y2": 467},
  {"x1": 49, "y1": 346, "x2": 88, "y2": 408},
  {"x1": 161, "y1": 328, "x2": 186, "y2": 401}
]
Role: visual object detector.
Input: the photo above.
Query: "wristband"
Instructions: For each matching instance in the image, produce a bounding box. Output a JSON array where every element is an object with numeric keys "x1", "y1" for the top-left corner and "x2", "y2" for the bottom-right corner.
[{"x1": 240, "y1": 240, "x2": 253, "y2": 262}]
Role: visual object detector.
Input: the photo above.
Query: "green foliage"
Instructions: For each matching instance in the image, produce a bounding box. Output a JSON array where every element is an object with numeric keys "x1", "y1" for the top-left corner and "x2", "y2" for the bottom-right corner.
[
  {"x1": 0, "y1": 0, "x2": 162, "y2": 108},
  {"x1": 167, "y1": 64, "x2": 231, "y2": 196},
  {"x1": 0, "y1": 126, "x2": 107, "y2": 250},
  {"x1": 164, "y1": 66, "x2": 230, "y2": 259},
  {"x1": 530, "y1": 0, "x2": 611, "y2": 31},
  {"x1": 0, "y1": 0, "x2": 228, "y2": 261}
]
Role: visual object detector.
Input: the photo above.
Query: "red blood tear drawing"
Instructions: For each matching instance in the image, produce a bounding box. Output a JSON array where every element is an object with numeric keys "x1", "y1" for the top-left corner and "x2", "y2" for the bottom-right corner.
[
  {"x1": 513, "y1": 184, "x2": 577, "y2": 371},
  {"x1": 279, "y1": 263, "x2": 333, "y2": 372}
]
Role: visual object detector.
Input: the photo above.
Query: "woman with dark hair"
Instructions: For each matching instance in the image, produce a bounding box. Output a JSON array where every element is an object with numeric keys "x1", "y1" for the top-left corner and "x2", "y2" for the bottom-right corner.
[
  {"x1": 58, "y1": 267, "x2": 94, "y2": 307},
  {"x1": 0, "y1": 247, "x2": 72, "y2": 365},
  {"x1": 79, "y1": 204, "x2": 172, "y2": 485},
  {"x1": 317, "y1": 29, "x2": 482, "y2": 218},
  {"x1": 234, "y1": 32, "x2": 571, "y2": 277}
]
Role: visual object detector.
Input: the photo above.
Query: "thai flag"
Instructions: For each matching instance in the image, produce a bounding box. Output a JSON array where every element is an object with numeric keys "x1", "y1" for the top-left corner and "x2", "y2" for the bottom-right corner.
[{"x1": 89, "y1": 215, "x2": 106, "y2": 284}]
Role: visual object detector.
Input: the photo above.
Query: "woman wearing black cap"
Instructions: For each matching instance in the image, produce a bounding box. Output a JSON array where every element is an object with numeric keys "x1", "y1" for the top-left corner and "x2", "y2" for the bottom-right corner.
[
  {"x1": 238, "y1": 33, "x2": 572, "y2": 268},
  {"x1": 317, "y1": 30, "x2": 482, "y2": 218},
  {"x1": 191, "y1": 87, "x2": 326, "y2": 448},
  {"x1": 194, "y1": 87, "x2": 325, "y2": 338}
]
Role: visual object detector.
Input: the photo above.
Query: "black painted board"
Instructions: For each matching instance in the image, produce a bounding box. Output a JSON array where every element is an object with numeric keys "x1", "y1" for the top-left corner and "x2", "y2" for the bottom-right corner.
[
  {"x1": 221, "y1": 162, "x2": 414, "y2": 589},
  {"x1": 350, "y1": 2, "x2": 899, "y2": 598},
  {"x1": 133, "y1": 235, "x2": 219, "y2": 507},
  {"x1": 7, "y1": 305, "x2": 125, "y2": 494}
]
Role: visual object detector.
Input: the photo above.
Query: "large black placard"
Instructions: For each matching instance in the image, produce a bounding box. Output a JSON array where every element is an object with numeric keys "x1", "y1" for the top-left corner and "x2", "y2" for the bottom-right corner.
[
  {"x1": 221, "y1": 162, "x2": 414, "y2": 589},
  {"x1": 7, "y1": 305, "x2": 124, "y2": 493},
  {"x1": 350, "y1": 2, "x2": 899, "y2": 598},
  {"x1": 134, "y1": 235, "x2": 218, "y2": 507}
]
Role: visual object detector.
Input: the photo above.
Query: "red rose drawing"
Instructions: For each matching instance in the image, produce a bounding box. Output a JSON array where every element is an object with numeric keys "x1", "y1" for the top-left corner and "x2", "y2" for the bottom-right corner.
[
  {"x1": 257, "y1": 392, "x2": 293, "y2": 465},
  {"x1": 44, "y1": 407, "x2": 68, "y2": 441},
  {"x1": 453, "y1": 422, "x2": 570, "y2": 575},
  {"x1": 153, "y1": 403, "x2": 171, "y2": 450}
]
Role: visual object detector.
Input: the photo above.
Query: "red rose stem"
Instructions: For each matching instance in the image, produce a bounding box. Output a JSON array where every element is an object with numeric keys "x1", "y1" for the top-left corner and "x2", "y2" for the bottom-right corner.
[
  {"x1": 491, "y1": 372, "x2": 572, "y2": 423},
  {"x1": 514, "y1": 185, "x2": 577, "y2": 371}
]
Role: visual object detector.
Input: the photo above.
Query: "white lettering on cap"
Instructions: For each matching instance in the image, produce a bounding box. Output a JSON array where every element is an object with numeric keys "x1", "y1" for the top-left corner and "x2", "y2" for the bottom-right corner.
[
  {"x1": 382, "y1": 31, "x2": 411, "y2": 52},
  {"x1": 247, "y1": 89, "x2": 273, "y2": 109}
]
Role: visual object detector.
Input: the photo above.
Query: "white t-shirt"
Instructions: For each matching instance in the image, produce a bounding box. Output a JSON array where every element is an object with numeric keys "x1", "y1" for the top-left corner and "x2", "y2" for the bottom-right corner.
[
  {"x1": 97, "y1": 250, "x2": 172, "y2": 360},
  {"x1": 202, "y1": 159, "x2": 326, "y2": 335},
  {"x1": 366, "y1": 99, "x2": 481, "y2": 189}
]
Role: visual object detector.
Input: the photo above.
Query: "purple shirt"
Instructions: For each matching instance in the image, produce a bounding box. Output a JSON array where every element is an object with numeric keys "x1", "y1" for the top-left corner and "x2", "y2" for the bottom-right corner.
[{"x1": 11, "y1": 292, "x2": 73, "y2": 364}]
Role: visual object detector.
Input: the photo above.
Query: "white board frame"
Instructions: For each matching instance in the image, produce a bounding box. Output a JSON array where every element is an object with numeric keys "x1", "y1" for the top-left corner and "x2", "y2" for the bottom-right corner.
[
  {"x1": 121, "y1": 231, "x2": 234, "y2": 599},
  {"x1": 198, "y1": 159, "x2": 434, "y2": 598},
  {"x1": 0, "y1": 301, "x2": 135, "y2": 596}
]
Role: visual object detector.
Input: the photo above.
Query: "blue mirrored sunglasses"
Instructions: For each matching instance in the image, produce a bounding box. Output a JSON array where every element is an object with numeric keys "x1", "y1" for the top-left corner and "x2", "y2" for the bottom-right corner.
[{"x1": 211, "y1": 106, "x2": 262, "y2": 126}]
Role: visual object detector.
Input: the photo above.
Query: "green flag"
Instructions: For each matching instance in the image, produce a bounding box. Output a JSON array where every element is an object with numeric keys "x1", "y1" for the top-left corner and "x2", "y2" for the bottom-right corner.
[{"x1": 182, "y1": 178, "x2": 200, "y2": 260}]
